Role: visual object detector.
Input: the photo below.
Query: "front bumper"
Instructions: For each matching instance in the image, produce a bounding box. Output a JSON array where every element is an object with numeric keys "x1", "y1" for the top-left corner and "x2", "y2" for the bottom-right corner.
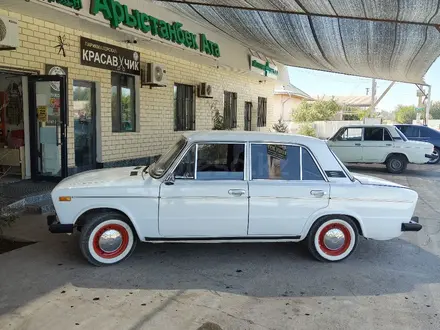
[
  {"x1": 47, "y1": 214, "x2": 74, "y2": 234},
  {"x1": 401, "y1": 216, "x2": 422, "y2": 232}
]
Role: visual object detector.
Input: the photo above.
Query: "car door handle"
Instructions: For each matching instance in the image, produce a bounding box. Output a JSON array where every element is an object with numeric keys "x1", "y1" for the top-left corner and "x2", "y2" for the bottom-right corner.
[
  {"x1": 386, "y1": 144, "x2": 392, "y2": 146},
  {"x1": 355, "y1": 143, "x2": 361, "y2": 146},
  {"x1": 310, "y1": 190, "x2": 326, "y2": 198},
  {"x1": 228, "y1": 189, "x2": 246, "y2": 197}
]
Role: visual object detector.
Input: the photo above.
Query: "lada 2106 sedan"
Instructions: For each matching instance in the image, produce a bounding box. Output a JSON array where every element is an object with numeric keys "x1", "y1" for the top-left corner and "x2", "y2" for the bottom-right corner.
[{"x1": 47, "y1": 131, "x2": 422, "y2": 266}]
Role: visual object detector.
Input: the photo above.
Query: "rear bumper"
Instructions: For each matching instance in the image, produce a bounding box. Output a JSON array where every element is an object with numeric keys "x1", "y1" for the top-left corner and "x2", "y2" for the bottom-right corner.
[
  {"x1": 47, "y1": 214, "x2": 74, "y2": 234},
  {"x1": 401, "y1": 216, "x2": 422, "y2": 232},
  {"x1": 425, "y1": 153, "x2": 437, "y2": 160}
]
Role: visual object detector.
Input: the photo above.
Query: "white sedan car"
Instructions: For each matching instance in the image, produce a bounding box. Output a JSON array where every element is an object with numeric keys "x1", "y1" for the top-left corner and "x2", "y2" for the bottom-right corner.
[
  {"x1": 327, "y1": 125, "x2": 435, "y2": 173},
  {"x1": 48, "y1": 131, "x2": 422, "y2": 266}
]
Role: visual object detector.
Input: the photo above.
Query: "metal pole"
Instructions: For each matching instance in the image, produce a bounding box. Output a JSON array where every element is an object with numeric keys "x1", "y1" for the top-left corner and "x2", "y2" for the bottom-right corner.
[
  {"x1": 371, "y1": 78, "x2": 377, "y2": 115},
  {"x1": 426, "y1": 85, "x2": 432, "y2": 126}
]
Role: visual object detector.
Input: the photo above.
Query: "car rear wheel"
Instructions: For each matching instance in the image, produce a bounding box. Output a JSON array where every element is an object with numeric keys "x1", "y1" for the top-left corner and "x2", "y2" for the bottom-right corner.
[
  {"x1": 428, "y1": 147, "x2": 440, "y2": 165},
  {"x1": 386, "y1": 154, "x2": 408, "y2": 174},
  {"x1": 307, "y1": 216, "x2": 359, "y2": 262},
  {"x1": 79, "y1": 212, "x2": 137, "y2": 266}
]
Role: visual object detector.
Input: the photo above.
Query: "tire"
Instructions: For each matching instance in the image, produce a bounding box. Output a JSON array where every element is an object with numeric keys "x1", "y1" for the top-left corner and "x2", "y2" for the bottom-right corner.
[
  {"x1": 386, "y1": 154, "x2": 408, "y2": 174},
  {"x1": 428, "y1": 147, "x2": 440, "y2": 165},
  {"x1": 307, "y1": 215, "x2": 359, "y2": 262},
  {"x1": 79, "y1": 212, "x2": 137, "y2": 266}
]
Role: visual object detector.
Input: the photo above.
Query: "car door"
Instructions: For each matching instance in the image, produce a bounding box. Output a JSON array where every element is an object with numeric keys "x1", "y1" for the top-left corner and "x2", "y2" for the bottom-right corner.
[
  {"x1": 327, "y1": 127, "x2": 363, "y2": 162},
  {"x1": 362, "y1": 127, "x2": 394, "y2": 162},
  {"x1": 159, "y1": 142, "x2": 249, "y2": 237},
  {"x1": 248, "y1": 143, "x2": 330, "y2": 236}
]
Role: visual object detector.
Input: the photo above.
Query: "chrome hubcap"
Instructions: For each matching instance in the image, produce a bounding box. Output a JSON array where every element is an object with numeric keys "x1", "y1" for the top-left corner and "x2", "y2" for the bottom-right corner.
[
  {"x1": 323, "y1": 228, "x2": 346, "y2": 250},
  {"x1": 98, "y1": 229, "x2": 123, "y2": 253},
  {"x1": 391, "y1": 159, "x2": 402, "y2": 170}
]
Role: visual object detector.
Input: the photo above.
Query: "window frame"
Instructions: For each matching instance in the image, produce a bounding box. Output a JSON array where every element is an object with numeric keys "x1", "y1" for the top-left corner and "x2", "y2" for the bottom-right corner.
[
  {"x1": 249, "y1": 142, "x2": 328, "y2": 182},
  {"x1": 174, "y1": 83, "x2": 196, "y2": 131},
  {"x1": 169, "y1": 141, "x2": 248, "y2": 181},
  {"x1": 363, "y1": 127, "x2": 394, "y2": 142},
  {"x1": 257, "y1": 97, "x2": 267, "y2": 127},
  {"x1": 224, "y1": 91, "x2": 238, "y2": 129},
  {"x1": 111, "y1": 72, "x2": 136, "y2": 133}
]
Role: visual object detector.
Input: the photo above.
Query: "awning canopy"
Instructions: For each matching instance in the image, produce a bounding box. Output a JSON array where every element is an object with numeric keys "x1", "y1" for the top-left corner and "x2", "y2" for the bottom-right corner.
[{"x1": 154, "y1": 0, "x2": 440, "y2": 84}]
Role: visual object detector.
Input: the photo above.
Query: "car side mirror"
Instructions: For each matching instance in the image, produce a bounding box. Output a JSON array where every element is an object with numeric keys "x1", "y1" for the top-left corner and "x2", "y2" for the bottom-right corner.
[{"x1": 164, "y1": 173, "x2": 175, "y2": 186}]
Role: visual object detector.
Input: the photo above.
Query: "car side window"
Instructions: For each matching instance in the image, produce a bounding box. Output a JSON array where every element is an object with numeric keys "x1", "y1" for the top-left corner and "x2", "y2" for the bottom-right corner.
[
  {"x1": 420, "y1": 127, "x2": 438, "y2": 138},
  {"x1": 403, "y1": 126, "x2": 420, "y2": 138},
  {"x1": 384, "y1": 129, "x2": 393, "y2": 141},
  {"x1": 196, "y1": 143, "x2": 245, "y2": 180},
  {"x1": 174, "y1": 145, "x2": 196, "y2": 179},
  {"x1": 364, "y1": 127, "x2": 384, "y2": 141},
  {"x1": 251, "y1": 144, "x2": 300, "y2": 180},
  {"x1": 335, "y1": 128, "x2": 362, "y2": 141},
  {"x1": 302, "y1": 148, "x2": 324, "y2": 181}
]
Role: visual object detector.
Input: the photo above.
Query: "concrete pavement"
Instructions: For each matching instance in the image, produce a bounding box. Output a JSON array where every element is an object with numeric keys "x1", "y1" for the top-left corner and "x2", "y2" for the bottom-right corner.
[{"x1": 1, "y1": 163, "x2": 440, "y2": 330}]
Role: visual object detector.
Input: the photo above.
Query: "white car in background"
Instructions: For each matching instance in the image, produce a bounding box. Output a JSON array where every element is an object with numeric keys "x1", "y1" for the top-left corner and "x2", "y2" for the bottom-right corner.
[
  {"x1": 327, "y1": 125, "x2": 435, "y2": 174},
  {"x1": 47, "y1": 131, "x2": 422, "y2": 266}
]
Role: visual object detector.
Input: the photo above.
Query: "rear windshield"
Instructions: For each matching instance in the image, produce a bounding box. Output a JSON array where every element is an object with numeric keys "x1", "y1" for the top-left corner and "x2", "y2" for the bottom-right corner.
[{"x1": 328, "y1": 147, "x2": 355, "y2": 181}]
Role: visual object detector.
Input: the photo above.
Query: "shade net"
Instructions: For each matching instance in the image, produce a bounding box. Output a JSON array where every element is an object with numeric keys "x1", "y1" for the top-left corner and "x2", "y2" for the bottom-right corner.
[{"x1": 155, "y1": 0, "x2": 440, "y2": 83}]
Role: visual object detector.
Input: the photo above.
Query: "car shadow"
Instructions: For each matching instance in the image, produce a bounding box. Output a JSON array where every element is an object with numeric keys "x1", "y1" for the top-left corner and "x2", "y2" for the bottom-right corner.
[{"x1": 1, "y1": 232, "x2": 440, "y2": 316}]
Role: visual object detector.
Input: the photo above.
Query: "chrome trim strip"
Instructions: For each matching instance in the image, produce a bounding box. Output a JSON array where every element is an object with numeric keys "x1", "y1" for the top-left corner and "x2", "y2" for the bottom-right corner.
[
  {"x1": 299, "y1": 146, "x2": 303, "y2": 180},
  {"x1": 72, "y1": 196, "x2": 158, "y2": 199},
  {"x1": 195, "y1": 143, "x2": 199, "y2": 180}
]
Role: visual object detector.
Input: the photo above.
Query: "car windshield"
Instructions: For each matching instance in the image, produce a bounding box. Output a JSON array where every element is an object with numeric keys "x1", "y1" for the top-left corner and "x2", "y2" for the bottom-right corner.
[
  {"x1": 395, "y1": 127, "x2": 408, "y2": 141},
  {"x1": 149, "y1": 137, "x2": 187, "y2": 178}
]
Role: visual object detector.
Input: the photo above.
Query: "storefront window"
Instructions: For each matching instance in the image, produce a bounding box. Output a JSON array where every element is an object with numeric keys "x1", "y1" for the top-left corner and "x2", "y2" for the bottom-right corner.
[
  {"x1": 174, "y1": 83, "x2": 195, "y2": 131},
  {"x1": 257, "y1": 97, "x2": 267, "y2": 127},
  {"x1": 224, "y1": 91, "x2": 237, "y2": 129},
  {"x1": 111, "y1": 73, "x2": 136, "y2": 132}
]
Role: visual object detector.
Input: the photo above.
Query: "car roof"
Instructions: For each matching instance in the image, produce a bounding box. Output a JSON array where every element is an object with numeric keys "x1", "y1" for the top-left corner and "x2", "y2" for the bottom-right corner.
[
  {"x1": 182, "y1": 130, "x2": 326, "y2": 145},
  {"x1": 339, "y1": 124, "x2": 395, "y2": 128}
]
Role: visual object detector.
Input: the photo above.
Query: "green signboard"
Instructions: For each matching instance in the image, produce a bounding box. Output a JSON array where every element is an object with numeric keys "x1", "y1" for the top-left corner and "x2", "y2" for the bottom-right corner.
[
  {"x1": 90, "y1": 0, "x2": 221, "y2": 58},
  {"x1": 47, "y1": 0, "x2": 83, "y2": 11},
  {"x1": 415, "y1": 107, "x2": 425, "y2": 112}
]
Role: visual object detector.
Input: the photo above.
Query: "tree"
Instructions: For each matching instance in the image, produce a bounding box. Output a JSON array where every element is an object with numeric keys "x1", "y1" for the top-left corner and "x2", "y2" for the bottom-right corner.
[
  {"x1": 429, "y1": 101, "x2": 440, "y2": 119},
  {"x1": 394, "y1": 105, "x2": 416, "y2": 124},
  {"x1": 272, "y1": 118, "x2": 288, "y2": 133},
  {"x1": 293, "y1": 99, "x2": 341, "y2": 122},
  {"x1": 298, "y1": 124, "x2": 317, "y2": 137}
]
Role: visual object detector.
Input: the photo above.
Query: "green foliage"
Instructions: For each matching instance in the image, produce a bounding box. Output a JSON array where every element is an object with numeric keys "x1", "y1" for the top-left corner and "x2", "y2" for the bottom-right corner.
[
  {"x1": 272, "y1": 118, "x2": 288, "y2": 133},
  {"x1": 394, "y1": 105, "x2": 417, "y2": 124},
  {"x1": 343, "y1": 108, "x2": 376, "y2": 121},
  {"x1": 297, "y1": 124, "x2": 317, "y2": 137},
  {"x1": 0, "y1": 211, "x2": 17, "y2": 236},
  {"x1": 73, "y1": 86, "x2": 90, "y2": 101},
  {"x1": 429, "y1": 101, "x2": 440, "y2": 120},
  {"x1": 293, "y1": 99, "x2": 341, "y2": 122}
]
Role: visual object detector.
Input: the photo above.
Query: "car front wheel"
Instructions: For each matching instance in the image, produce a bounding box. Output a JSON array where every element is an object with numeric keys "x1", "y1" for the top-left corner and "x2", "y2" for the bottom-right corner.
[
  {"x1": 79, "y1": 212, "x2": 137, "y2": 266},
  {"x1": 428, "y1": 147, "x2": 440, "y2": 164},
  {"x1": 386, "y1": 154, "x2": 408, "y2": 174},
  {"x1": 307, "y1": 216, "x2": 359, "y2": 262}
]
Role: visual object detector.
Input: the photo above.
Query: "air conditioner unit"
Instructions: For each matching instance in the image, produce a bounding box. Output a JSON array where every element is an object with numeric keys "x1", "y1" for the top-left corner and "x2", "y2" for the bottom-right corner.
[
  {"x1": 198, "y1": 82, "x2": 213, "y2": 98},
  {"x1": 142, "y1": 63, "x2": 167, "y2": 87},
  {"x1": 0, "y1": 15, "x2": 19, "y2": 50}
]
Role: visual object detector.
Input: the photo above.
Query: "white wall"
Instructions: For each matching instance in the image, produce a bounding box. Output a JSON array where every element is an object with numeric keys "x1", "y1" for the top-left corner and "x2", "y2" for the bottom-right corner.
[{"x1": 289, "y1": 121, "x2": 363, "y2": 139}]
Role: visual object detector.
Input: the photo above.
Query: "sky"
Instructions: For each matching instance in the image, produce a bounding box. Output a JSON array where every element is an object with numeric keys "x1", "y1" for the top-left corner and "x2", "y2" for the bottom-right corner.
[{"x1": 288, "y1": 57, "x2": 440, "y2": 112}]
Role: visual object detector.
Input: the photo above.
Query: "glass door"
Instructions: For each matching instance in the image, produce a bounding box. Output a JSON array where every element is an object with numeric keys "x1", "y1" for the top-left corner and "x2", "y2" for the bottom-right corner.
[
  {"x1": 73, "y1": 80, "x2": 96, "y2": 171},
  {"x1": 29, "y1": 75, "x2": 67, "y2": 181}
]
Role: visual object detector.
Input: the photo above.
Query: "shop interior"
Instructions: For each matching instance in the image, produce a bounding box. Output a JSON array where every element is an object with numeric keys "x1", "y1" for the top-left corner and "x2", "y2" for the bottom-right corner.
[{"x1": 0, "y1": 72, "x2": 26, "y2": 183}]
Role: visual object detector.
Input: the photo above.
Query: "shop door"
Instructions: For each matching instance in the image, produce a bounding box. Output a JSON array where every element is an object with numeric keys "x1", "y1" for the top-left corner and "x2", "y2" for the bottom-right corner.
[
  {"x1": 29, "y1": 75, "x2": 67, "y2": 181},
  {"x1": 244, "y1": 102, "x2": 252, "y2": 131},
  {"x1": 73, "y1": 80, "x2": 96, "y2": 171}
]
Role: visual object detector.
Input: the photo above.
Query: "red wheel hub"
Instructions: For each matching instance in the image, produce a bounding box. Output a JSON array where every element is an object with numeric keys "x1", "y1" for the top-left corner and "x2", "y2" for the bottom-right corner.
[
  {"x1": 318, "y1": 223, "x2": 351, "y2": 256},
  {"x1": 93, "y1": 224, "x2": 129, "y2": 259}
]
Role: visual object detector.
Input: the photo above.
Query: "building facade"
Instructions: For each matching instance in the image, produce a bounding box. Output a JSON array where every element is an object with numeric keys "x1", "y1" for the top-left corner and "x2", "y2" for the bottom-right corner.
[{"x1": 0, "y1": 0, "x2": 287, "y2": 182}]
